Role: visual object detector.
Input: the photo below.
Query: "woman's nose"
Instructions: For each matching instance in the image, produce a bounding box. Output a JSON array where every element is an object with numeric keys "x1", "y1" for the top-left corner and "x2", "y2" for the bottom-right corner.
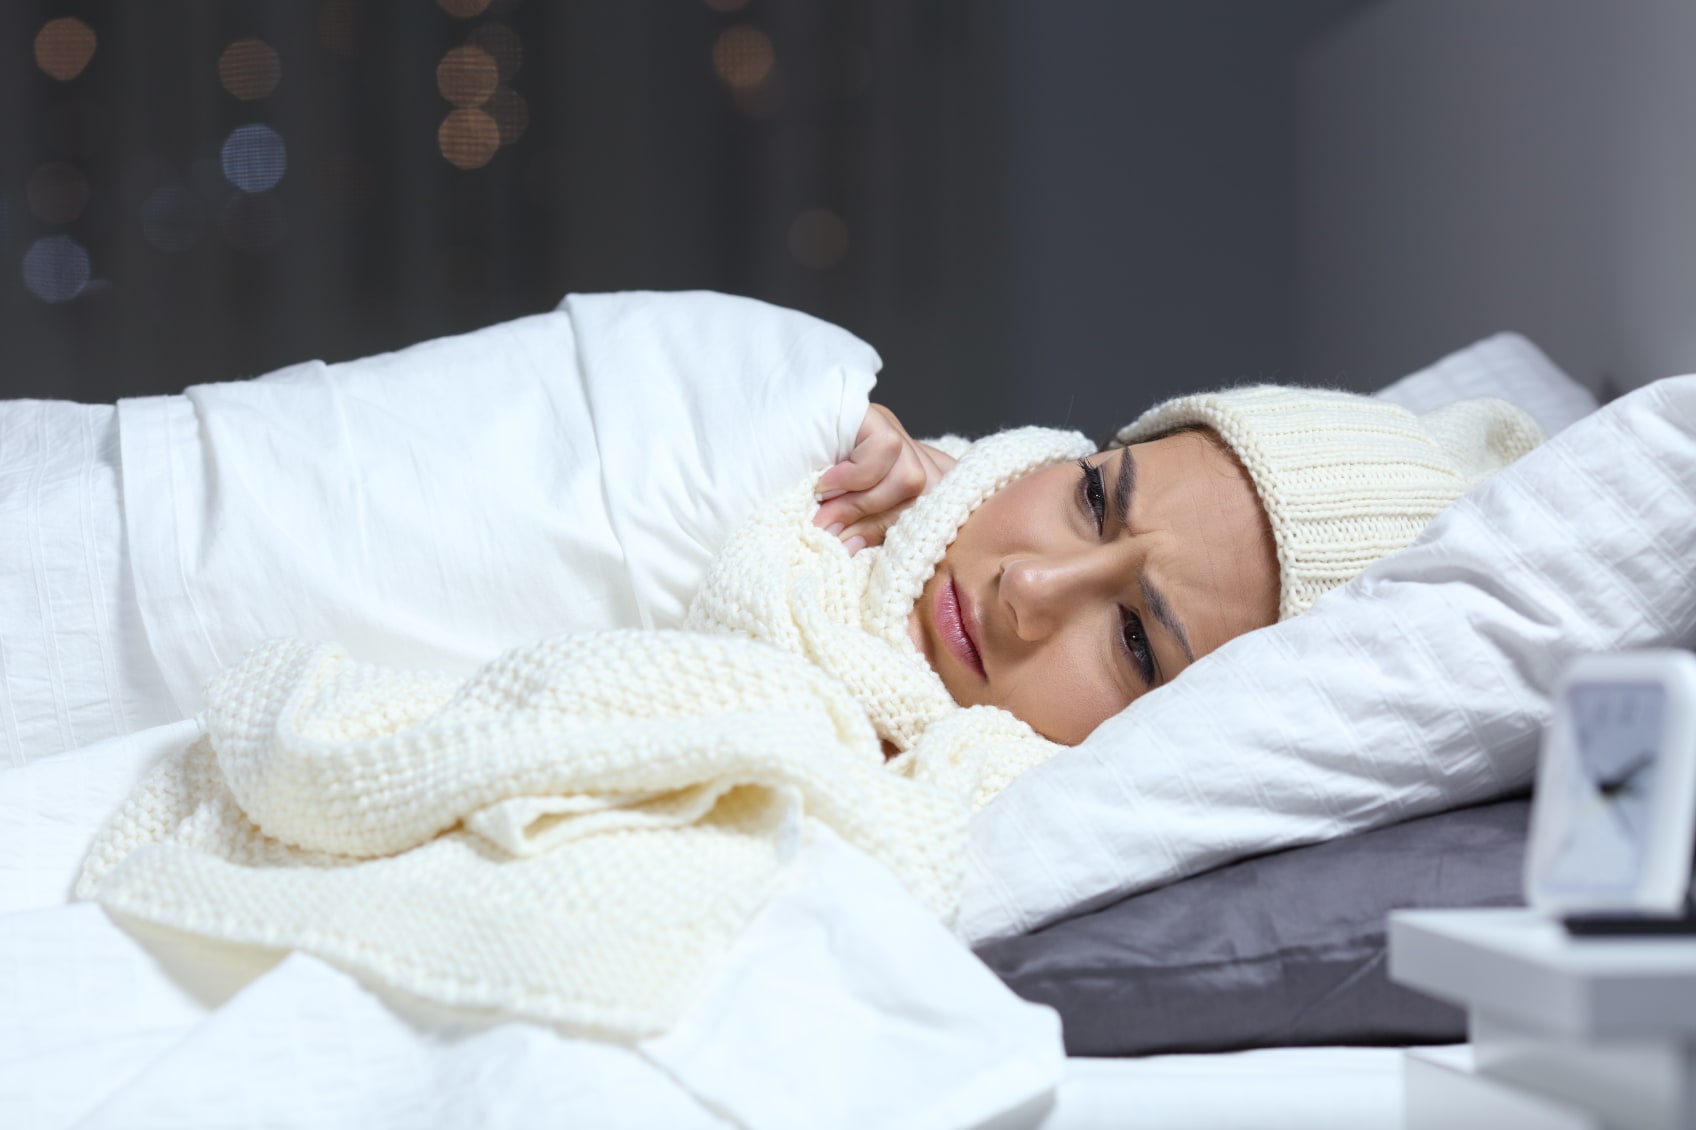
[{"x1": 998, "y1": 552, "x2": 1109, "y2": 641}]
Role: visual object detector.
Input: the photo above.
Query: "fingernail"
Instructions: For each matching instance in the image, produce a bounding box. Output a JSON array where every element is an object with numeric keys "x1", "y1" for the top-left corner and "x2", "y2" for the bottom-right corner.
[
  {"x1": 844, "y1": 535, "x2": 867, "y2": 555},
  {"x1": 826, "y1": 523, "x2": 845, "y2": 537},
  {"x1": 816, "y1": 489, "x2": 846, "y2": 502}
]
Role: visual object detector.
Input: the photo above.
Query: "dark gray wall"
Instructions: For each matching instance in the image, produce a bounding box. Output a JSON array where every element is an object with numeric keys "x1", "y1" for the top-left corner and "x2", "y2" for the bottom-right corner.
[
  {"x1": 1298, "y1": 0, "x2": 1696, "y2": 397},
  {"x1": 991, "y1": 0, "x2": 1368, "y2": 441},
  {"x1": 1, "y1": 1, "x2": 1369, "y2": 442}
]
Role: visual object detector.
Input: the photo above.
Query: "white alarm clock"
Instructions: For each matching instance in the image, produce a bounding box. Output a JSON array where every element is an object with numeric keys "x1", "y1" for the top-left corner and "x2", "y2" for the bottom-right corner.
[{"x1": 1525, "y1": 649, "x2": 1696, "y2": 930}]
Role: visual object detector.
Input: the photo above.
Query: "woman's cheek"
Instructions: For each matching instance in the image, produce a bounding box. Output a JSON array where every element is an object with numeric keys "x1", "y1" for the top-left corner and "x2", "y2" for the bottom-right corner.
[{"x1": 999, "y1": 653, "x2": 1125, "y2": 746}]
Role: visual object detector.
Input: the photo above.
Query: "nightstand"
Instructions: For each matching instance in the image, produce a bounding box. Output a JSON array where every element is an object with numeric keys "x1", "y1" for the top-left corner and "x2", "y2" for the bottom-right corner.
[{"x1": 1389, "y1": 908, "x2": 1696, "y2": 1130}]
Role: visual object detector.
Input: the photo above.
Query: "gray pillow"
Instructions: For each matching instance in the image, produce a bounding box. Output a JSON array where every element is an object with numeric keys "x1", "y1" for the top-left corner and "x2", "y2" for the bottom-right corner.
[{"x1": 972, "y1": 798, "x2": 1528, "y2": 1056}]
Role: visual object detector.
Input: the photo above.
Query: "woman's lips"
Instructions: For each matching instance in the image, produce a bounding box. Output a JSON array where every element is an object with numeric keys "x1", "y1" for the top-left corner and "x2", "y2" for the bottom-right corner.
[{"x1": 935, "y1": 574, "x2": 986, "y2": 680}]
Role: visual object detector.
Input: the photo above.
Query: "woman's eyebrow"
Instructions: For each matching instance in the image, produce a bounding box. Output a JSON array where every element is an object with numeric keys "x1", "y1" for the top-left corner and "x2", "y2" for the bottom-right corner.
[
  {"x1": 1116, "y1": 449, "x2": 1194, "y2": 665},
  {"x1": 1112, "y1": 445, "x2": 1137, "y2": 524},
  {"x1": 1140, "y1": 576, "x2": 1194, "y2": 665}
]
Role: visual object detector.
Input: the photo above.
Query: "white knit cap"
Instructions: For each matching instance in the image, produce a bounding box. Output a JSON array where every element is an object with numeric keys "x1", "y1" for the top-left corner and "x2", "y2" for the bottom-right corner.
[{"x1": 1113, "y1": 386, "x2": 1545, "y2": 620}]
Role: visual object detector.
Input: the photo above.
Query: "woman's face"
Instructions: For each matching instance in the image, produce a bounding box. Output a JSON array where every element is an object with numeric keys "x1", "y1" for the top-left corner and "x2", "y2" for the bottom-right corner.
[{"x1": 908, "y1": 430, "x2": 1279, "y2": 745}]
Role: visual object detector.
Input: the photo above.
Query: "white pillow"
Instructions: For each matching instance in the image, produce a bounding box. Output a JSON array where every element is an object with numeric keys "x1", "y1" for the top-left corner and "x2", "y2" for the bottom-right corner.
[
  {"x1": 1374, "y1": 331, "x2": 1598, "y2": 436},
  {"x1": 957, "y1": 353, "x2": 1695, "y2": 945},
  {"x1": 117, "y1": 291, "x2": 876, "y2": 715}
]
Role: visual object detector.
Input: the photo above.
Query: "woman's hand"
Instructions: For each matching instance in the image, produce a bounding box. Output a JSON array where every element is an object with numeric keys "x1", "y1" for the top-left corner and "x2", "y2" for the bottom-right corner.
[{"x1": 813, "y1": 403, "x2": 956, "y2": 553}]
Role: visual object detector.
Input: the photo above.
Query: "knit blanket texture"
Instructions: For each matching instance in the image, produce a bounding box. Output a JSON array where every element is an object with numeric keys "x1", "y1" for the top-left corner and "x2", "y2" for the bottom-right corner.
[{"x1": 76, "y1": 426, "x2": 1093, "y2": 1035}]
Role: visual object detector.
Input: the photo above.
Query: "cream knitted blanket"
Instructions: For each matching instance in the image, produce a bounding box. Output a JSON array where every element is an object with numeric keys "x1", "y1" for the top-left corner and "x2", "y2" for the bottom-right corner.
[{"x1": 77, "y1": 426, "x2": 1093, "y2": 1035}]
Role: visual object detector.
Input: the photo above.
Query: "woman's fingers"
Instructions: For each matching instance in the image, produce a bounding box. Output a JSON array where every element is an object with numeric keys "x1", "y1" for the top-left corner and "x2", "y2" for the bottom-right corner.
[
  {"x1": 810, "y1": 461, "x2": 922, "y2": 529},
  {"x1": 814, "y1": 427, "x2": 899, "y2": 503},
  {"x1": 812, "y1": 403, "x2": 953, "y2": 553},
  {"x1": 814, "y1": 452, "x2": 928, "y2": 533},
  {"x1": 838, "y1": 503, "x2": 911, "y2": 551}
]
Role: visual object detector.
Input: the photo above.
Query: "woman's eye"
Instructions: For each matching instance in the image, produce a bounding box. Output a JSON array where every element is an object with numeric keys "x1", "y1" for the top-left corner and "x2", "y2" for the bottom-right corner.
[
  {"x1": 1076, "y1": 458, "x2": 1106, "y2": 533},
  {"x1": 1120, "y1": 608, "x2": 1156, "y2": 686}
]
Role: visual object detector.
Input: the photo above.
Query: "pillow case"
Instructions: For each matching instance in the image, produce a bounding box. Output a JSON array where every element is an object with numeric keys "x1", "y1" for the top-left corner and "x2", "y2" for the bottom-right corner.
[
  {"x1": 974, "y1": 798, "x2": 1528, "y2": 1055},
  {"x1": 957, "y1": 353, "x2": 1696, "y2": 946},
  {"x1": 1373, "y1": 331, "x2": 1598, "y2": 436}
]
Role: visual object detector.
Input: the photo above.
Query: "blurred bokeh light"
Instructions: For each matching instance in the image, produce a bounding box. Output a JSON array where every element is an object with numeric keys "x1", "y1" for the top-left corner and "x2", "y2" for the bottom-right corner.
[
  {"x1": 26, "y1": 163, "x2": 90, "y2": 225},
  {"x1": 712, "y1": 27, "x2": 773, "y2": 89},
  {"x1": 487, "y1": 87, "x2": 528, "y2": 145},
  {"x1": 34, "y1": 18, "x2": 97, "y2": 82},
  {"x1": 22, "y1": 235, "x2": 91, "y2": 303},
  {"x1": 221, "y1": 125, "x2": 288, "y2": 193},
  {"x1": 437, "y1": 0, "x2": 492, "y2": 19},
  {"x1": 438, "y1": 108, "x2": 501, "y2": 169},
  {"x1": 438, "y1": 45, "x2": 499, "y2": 108},
  {"x1": 218, "y1": 39, "x2": 282, "y2": 100}
]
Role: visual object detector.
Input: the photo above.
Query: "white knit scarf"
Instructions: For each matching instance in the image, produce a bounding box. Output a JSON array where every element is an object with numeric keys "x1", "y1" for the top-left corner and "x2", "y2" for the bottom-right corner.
[{"x1": 77, "y1": 426, "x2": 1093, "y2": 1035}]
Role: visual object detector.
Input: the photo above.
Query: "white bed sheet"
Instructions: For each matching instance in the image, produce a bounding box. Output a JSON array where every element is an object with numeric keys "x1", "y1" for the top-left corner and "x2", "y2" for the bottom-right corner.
[
  {"x1": 2, "y1": 904, "x2": 1410, "y2": 1130},
  {"x1": 1041, "y1": 1047, "x2": 1406, "y2": 1130}
]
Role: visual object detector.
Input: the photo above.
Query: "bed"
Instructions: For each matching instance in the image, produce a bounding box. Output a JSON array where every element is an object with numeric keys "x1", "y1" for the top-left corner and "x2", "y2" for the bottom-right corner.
[{"x1": 3, "y1": 291, "x2": 1693, "y2": 1129}]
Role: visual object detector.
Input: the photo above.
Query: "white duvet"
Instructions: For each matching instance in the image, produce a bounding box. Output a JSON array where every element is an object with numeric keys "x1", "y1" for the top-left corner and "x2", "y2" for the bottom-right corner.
[{"x1": 118, "y1": 290, "x2": 879, "y2": 717}]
